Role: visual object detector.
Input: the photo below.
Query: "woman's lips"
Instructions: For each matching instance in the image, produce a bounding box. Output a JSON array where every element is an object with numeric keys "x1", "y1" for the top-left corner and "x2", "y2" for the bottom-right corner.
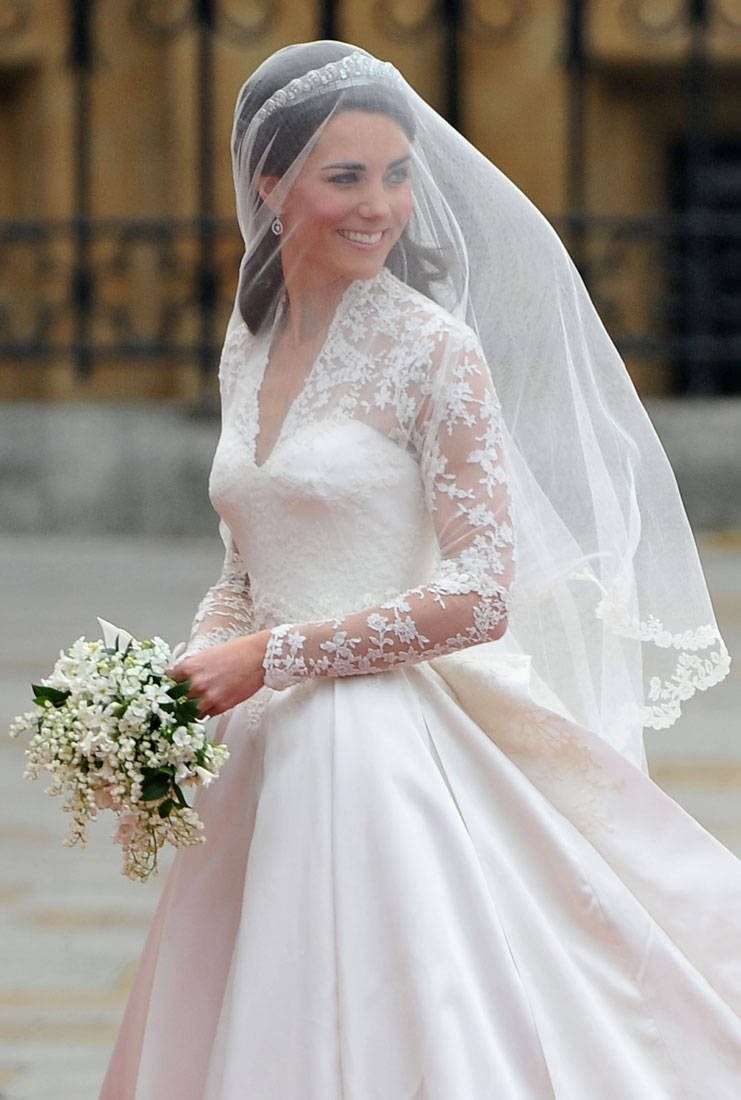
[{"x1": 337, "y1": 228, "x2": 386, "y2": 248}]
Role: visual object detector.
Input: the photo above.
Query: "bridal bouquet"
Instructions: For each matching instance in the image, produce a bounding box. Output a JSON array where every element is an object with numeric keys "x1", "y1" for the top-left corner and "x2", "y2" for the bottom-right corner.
[{"x1": 8, "y1": 619, "x2": 229, "y2": 883}]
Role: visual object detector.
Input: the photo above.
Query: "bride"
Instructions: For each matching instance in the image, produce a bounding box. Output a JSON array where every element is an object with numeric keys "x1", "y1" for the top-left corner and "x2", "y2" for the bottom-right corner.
[{"x1": 99, "y1": 41, "x2": 740, "y2": 1099}]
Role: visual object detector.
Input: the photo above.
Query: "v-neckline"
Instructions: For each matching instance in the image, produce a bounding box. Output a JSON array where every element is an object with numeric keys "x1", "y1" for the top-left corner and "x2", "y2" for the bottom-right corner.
[{"x1": 250, "y1": 278, "x2": 367, "y2": 470}]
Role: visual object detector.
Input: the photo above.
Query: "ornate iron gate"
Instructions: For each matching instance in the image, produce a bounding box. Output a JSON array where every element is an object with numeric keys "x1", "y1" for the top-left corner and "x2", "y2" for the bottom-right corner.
[{"x1": 0, "y1": 0, "x2": 739, "y2": 394}]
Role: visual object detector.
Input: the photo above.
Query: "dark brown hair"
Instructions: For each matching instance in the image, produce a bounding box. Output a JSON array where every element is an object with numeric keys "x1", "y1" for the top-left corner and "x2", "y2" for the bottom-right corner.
[{"x1": 235, "y1": 81, "x2": 449, "y2": 333}]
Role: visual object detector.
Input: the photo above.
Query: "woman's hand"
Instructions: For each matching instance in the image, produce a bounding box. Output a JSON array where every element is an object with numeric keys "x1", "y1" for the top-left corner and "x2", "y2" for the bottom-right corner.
[{"x1": 167, "y1": 631, "x2": 272, "y2": 719}]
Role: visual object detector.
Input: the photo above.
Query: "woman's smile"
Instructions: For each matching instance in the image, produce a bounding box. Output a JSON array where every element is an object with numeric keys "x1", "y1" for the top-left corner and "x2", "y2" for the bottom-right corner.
[
  {"x1": 260, "y1": 111, "x2": 413, "y2": 288},
  {"x1": 337, "y1": 228, "x2": 387, "y2": 247}
]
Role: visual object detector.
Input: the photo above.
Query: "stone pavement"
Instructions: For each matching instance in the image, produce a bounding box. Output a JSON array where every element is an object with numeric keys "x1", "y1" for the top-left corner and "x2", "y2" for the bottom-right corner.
[{"x1": 0, "y1": 532, "x2": 739, "y2": 1100}]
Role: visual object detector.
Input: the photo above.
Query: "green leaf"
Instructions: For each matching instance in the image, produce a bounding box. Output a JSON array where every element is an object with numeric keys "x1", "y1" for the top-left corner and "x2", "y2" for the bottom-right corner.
[
  {"x1": 141, "y1": 774, "x2": 171, "y2": 802},
  {"x1": 32, "y1": 684, "x2": 71, "y2": 708},
  {"x1": 167, "y1": 680, "x2": 191, "y2": 700},
  {"x1": 175, "y1": 700, "x2": 201, "y2": 724},
  {"x1": 157, "y1": 798, "x2": 174, "y2": 819},
  {"x1": 173, "y1": 783, "x2": 189, "y2": 808}
]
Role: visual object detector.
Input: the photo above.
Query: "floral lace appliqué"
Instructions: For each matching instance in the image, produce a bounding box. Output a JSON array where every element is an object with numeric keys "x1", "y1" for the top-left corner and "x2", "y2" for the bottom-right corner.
[{"x1": 259, "y1": 274, "x2": 515, "y2": 690}]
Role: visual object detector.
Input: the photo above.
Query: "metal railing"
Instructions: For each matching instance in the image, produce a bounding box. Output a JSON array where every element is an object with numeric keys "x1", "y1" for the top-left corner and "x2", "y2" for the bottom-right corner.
[
  {"x1": 1, "y1": 210, "x2": 738, "y2": 392},
  {"x1": 0, "y1": 1, "x2": 739, "y2": 393}
]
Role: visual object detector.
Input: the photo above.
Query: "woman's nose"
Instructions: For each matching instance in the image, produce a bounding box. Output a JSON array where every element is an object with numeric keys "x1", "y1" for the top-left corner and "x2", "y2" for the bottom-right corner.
[{"x1": 357, "y1": 183, "x2": 390, "y2": 220}]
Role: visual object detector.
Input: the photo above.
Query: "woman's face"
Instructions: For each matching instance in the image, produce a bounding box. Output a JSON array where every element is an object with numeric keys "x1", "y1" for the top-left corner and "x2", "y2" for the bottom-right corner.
[{"x1": 263, "y1": 109, "x2": 414, "y2": 288}]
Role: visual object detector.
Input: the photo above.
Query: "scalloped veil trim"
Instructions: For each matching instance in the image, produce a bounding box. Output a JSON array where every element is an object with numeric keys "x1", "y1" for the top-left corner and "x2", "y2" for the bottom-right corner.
[{"x1": 568, "y1": 570, "x2": 732, "y2": 731}]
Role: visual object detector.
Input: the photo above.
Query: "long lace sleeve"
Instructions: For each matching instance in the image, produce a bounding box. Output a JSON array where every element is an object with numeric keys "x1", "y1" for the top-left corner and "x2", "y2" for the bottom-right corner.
[
  {"x1": 185, "y1": 519, "x2": 255, "y2": 656},
  {"x1": 261, "y1": 329, "x2": 515, "y2": 690}
]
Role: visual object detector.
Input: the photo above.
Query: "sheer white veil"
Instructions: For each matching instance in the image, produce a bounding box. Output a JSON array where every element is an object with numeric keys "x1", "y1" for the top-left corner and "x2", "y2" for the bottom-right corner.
[{"x1": 225, "y1": 40, "x2": 730, "y2": 765}]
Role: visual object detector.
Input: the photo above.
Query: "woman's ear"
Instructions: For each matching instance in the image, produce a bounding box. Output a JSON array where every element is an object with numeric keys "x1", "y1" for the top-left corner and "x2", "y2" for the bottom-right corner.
[{"x1": 258, "y1": 175, "x2": 281, "y2": 212}]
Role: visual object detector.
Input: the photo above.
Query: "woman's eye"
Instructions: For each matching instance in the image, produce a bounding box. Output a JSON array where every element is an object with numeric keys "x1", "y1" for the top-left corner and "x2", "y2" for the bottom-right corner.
[
  {"x1": 324, "y1": 167, "x2": 410, "y2": 186},
  {"x1": 326, "y1": 172, "x2": 359, "y2": 185},
  {"x1": 386, "y1": 167, "x2": 410, "y2": 185}
]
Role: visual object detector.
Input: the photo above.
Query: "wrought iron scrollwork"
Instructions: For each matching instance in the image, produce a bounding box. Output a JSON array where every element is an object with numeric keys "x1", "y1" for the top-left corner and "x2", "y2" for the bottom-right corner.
[
  {"x1": 551, "y1": 210, "x2": 741, "y2": 385},
  {"x1": 0, "y1": 218, "x2": 242, "y2": 364},
  {"x1": 3, "y1": 213, "x2": 737, "y2": 387},
  {"x1": 373, "y1": 0, "x2": 438, "y2": 42},
  {"x1": 130, "y1": 0, "x2": 278, "y2": 43},
  {"x1": 374, "y1": 0, "x2": 531, "y2": 43},
  {"x1": 123, "y1": 0, "x2": 278, "y2": 387},
  {"x1": 129, "y1": 0, "x2": 193, "y2": 41},
  {"x1": 217, "y1": 0, "x2": 278, "y2": 42},
  {"x1": 620, "y1": 0, "x2": 741, "y2": 36},
  {"x1": 619, "y1": 0, "x2": 687, "y2": 37},
  {"x1": 464, "y1": 0, "x2": 531, "y2": 42},
  {"x1": 566, "y1": 214, "x2": 675, "y2": 346}
]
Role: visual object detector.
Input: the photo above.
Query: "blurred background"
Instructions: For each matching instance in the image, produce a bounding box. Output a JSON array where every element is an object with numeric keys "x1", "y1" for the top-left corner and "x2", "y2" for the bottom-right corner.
[{"x1": 0, "y1": 2, "x2": 739, "y2": 1097}]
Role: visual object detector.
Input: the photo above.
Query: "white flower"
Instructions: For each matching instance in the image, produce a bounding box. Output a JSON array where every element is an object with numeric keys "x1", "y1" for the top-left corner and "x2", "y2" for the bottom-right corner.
[
  {"x1": 92, "y1": 784, "x2": 119, "y2": 810},
  {"x1": 8, "y1": 622, "x2": 229, "y2": 883},
  {"x1": 366, "y1": 613, "x2": 390, "y2": 632},
  {"x1": 114, "y1": 810, "x2": 139, "y2": 844},
  {"x1": 98, "y1": 618, "x2": 135, "y2": 651},
  {"x1": 392, "y1": 616, "x2": 421, "y2": 644}
]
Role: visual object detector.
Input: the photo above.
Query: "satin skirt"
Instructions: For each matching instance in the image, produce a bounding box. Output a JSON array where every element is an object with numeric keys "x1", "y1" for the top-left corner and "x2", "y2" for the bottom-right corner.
[{"x1": 99, "y1": 661, "x2": 741, "y2": 1099}]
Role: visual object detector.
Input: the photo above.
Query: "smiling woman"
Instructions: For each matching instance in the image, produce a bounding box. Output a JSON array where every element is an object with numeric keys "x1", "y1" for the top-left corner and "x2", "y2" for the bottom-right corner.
[
  {"x1": 265, "y1": 112, "x2": 413, "y2": 270},
  {"x1": 233, "y1": 62, "x2": 450, "y2": 336},
  {"x1": 261, "y1": 113, "x2": 413, "y2": 280},
  {"x1": 98, "y1": 40, "x2": 740, "y2": 1100},
  {"x1": 248, "y1": 111, "x2": 416, "y2": 467}
]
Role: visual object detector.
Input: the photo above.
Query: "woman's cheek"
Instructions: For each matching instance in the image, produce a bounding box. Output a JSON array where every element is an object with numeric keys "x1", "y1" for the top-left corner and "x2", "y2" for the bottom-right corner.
[{"x1": 396, "y1": 190, "x2": 413, "y2": 230}]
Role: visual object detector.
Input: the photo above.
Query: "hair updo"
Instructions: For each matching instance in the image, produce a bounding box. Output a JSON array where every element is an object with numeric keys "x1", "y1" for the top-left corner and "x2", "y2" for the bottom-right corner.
[{"x1": 232, "y1": 44, "x2": 448, "y2": 333}]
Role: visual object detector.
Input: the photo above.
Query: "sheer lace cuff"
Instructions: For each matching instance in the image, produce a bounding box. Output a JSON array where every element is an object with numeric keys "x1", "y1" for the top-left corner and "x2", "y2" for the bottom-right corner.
[{"x1": 262, "y1": 623, "x2": 311, "y2": 690}]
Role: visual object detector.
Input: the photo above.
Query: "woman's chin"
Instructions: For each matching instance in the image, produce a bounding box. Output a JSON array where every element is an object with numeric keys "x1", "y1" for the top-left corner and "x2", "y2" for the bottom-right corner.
[
  {"x1": 304, "y1": 241, "x2": 396, "y2": 287},
  {"x1": 337, "y1": 251, "x2": 392, "y2": 282}
]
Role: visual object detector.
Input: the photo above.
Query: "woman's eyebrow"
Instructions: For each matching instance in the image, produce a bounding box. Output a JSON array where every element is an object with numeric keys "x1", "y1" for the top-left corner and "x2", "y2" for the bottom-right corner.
[
  {"x1": 322, "y1": 161, "x2": 365, "y2": 171},
  {"x1": 321, "y1": 154, "x2": 412, "y2": 171}
]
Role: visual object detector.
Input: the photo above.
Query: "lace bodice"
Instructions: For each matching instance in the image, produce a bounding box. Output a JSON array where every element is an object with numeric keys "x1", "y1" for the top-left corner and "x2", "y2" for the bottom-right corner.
[{"x1": 187, "y1": 267, "x2": 515, "y2": 690}]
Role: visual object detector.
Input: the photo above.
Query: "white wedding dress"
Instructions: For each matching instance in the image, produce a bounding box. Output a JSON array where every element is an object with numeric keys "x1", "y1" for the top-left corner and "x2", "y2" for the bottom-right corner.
[{"x1": 100, "y1": 268, "x2": 741, "y2": 1099}]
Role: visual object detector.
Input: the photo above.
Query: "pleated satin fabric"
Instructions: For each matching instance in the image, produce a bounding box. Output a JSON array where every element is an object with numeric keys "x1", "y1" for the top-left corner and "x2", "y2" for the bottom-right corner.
[{"x1": 100, "y1": 663, "x2": 741, "y2": 1099}]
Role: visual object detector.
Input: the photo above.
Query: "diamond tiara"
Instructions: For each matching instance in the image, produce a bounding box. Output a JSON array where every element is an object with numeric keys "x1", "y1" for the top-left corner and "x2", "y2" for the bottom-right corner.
[{"x1": 247, "y1": 53, "x2": 404, "y2": 136}]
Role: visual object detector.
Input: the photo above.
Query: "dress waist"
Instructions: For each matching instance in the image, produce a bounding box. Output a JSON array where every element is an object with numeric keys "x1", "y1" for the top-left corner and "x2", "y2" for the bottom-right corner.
[{"x1": 248, "y1": 584, "x2": 407, "y2": 632}]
